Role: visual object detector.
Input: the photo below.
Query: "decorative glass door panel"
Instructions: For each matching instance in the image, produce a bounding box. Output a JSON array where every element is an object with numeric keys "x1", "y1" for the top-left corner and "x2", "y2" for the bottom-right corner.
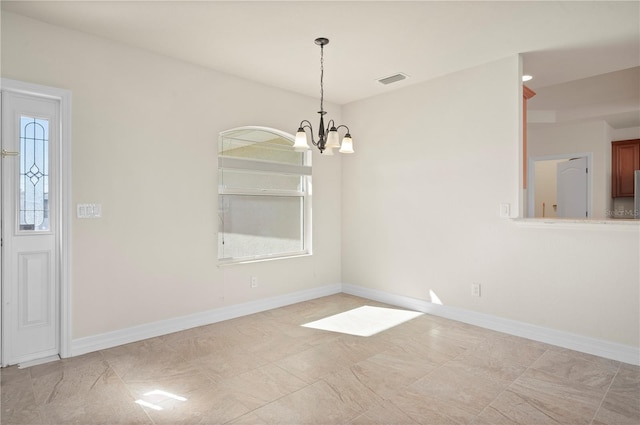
[{"x1": 19, "y1": 116, "x2": 49, "y2": 232}]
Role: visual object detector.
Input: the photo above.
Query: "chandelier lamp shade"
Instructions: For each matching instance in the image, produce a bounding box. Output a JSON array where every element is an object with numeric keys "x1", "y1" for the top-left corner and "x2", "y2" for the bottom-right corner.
[{"x1": 294, "y1": 37, "x2": 354, "y2": 155}]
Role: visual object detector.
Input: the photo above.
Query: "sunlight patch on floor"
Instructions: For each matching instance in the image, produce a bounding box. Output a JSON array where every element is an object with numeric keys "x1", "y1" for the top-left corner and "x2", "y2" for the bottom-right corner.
[
  {"x1": 301, "y1": 305, "x2": 423, "y2": 337},
  {"x1": 135, "y1": 389, "x2": 187, "y2": 411}
]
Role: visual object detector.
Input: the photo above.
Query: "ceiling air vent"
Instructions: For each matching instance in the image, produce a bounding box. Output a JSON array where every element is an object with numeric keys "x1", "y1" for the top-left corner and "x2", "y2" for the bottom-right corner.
[{"x1": 377, "y1": 73, "x2": 408, "y2": 85}]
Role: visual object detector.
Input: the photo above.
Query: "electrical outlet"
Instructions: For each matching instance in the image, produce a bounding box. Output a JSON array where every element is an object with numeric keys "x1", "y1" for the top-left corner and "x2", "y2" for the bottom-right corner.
[
  {"x1": 471, "y1": 283, "x2": 481, "y2": 297},
  {"x1": 250, "y1": 276, "x2": 258, "y2": 288},
  {"x1": 499, "y1": 203, "x2": 510, "y2": 218}
]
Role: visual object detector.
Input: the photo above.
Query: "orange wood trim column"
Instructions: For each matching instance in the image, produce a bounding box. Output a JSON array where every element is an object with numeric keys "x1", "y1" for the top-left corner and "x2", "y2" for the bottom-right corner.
[{"x1": 523, "y1": 85, "x2": 536, "y2": 189}]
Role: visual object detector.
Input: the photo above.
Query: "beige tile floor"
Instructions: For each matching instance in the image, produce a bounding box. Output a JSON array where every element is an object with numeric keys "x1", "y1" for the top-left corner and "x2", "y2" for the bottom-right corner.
[{"x1": 1, "y1": 294, "x2": 639, "y2": 425}]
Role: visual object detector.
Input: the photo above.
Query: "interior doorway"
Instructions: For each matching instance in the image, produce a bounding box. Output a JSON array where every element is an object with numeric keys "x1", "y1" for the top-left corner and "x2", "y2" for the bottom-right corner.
[
  {"x1": 1, "y1": 79, "x2": 72, "y2": 367},
  {"x1": 527, "y1": 153, "x2": 592, "y2": 219}
]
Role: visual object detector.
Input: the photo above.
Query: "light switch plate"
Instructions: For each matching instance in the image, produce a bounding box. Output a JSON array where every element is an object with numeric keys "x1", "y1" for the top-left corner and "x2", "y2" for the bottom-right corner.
[{"x1": 77, "y1": 203, "x2": 102, "y2": 218}]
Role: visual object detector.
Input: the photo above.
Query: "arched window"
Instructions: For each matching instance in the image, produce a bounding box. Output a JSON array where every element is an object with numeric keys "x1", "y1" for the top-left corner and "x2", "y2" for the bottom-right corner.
[{"x1": 218, "y1": 127, "x2": 312, "y2": 262}]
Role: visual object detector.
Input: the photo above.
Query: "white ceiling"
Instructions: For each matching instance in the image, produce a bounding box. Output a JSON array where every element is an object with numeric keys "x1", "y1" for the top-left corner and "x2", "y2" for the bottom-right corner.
[
  {"x1": 528, "y1": 66, "x2": 640, "y2": 129},
  {"x1": 2, "y1": 1, "x2": 639, "y2": 127}
]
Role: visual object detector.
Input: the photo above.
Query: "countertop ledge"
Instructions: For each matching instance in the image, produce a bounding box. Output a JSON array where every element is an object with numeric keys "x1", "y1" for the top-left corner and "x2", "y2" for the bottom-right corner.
[{"x1": 512, "y1": 218, "x2": 640, "y2": 230}]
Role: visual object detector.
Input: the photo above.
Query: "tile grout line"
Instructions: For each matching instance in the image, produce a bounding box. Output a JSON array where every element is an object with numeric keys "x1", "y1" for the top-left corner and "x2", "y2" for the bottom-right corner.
[
  {"x1": 470, "y1": 346, "x2": 551, "y2": 423},
  {"x1": 26, "y1": 364, "x2": 48, "y2": 425},
  {"x1": 386, "y1": 330, "x2": 499, "y2": 424},
  {"x1": 99, "y1": 349, "x2": 158, "y2": 425},
  {"x1": 588, "y1": 362, "x2": 621, "y2": 425},
  {"x1": 222, "y1": 361, "x2": 318, "y2": 425},
  {"x1": 448, "y1": 336, "x2": 499, "y2": 422}
]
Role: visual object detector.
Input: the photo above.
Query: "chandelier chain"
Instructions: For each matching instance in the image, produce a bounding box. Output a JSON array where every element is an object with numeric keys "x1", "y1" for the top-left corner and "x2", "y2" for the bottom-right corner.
[{"x1": 319, "y1": 43, "x2": 324, "y2": 113}]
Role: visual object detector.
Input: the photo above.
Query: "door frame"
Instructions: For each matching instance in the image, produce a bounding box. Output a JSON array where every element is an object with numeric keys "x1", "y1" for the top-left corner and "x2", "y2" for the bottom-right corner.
[
  {"x1": 1, "y1": 78, "x2": 72, "y2": 365},
  {"x1": 527, "y1": 152, "x2": 592, "y2": 219}
]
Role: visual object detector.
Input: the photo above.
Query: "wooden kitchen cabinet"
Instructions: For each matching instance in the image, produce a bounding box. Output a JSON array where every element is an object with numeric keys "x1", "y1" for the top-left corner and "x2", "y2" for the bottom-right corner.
[{"x1": 612, "y1": 139, "x2": 640, "y2": 197}]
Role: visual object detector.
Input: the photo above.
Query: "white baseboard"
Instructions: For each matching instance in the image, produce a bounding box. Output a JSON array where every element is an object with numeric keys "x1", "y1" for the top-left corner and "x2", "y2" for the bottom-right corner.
[
  {"x1": 71, "y1": 283, "x2": 341, "y2": 357},
  {"x1": 71, "y1": 282, "x2": 639, "y2": 366},
  {"x1": 342, "y1": 283, "x2": 640, "y2": 366}
]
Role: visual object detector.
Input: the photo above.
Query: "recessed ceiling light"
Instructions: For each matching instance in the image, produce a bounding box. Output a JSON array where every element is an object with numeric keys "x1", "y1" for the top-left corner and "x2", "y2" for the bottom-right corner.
[{"x1": 522, "y1": 74, "x2": 533, "y2": 82}]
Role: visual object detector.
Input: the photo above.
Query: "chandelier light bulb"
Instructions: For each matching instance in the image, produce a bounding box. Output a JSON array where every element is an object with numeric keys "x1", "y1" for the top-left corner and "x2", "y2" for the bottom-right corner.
[
  {"x1": 326, "y1": 127, "x2": 340, "y2": 148},
  {"x1": 339, "y1": 134, "x2": 354, "y2": 154},
  {"x1": 293, "y1": 128, "x2": 311, "y2": 151}
]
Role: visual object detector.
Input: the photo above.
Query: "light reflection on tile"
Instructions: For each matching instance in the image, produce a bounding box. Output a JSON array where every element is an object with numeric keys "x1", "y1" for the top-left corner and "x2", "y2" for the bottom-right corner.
[{"x1": 1, "y1": 293, "x2": 638, "y2": 425}]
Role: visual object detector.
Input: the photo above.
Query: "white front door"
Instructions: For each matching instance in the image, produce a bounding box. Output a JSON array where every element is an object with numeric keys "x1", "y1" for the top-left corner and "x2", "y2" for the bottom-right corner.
[
  {"x1": 1, "y1": 90, "x2": 60, "y2": 365},
  {"x1": 557, "y1": 156, "x2": 588, "y2": 219}
]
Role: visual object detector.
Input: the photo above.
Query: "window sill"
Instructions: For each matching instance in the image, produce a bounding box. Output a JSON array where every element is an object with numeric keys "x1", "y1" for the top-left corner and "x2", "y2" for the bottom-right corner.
[{"x1": 218, "y1": 252, "x2": 312, "y2": 267}]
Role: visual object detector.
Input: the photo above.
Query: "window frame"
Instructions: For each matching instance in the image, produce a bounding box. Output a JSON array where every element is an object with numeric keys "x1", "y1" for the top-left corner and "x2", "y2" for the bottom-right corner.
[{"x1": 217, "y1": 126, "x2": 312, "y2": 264}]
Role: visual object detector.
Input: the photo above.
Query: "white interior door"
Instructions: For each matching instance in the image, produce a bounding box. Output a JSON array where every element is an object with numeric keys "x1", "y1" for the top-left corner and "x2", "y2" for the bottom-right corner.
[
  {"x1": 557, "y1": 157, "x2": 588, "y2": 219},
  {"x1": 2, "y1": 90, "x2": 60, "y2": 366}
]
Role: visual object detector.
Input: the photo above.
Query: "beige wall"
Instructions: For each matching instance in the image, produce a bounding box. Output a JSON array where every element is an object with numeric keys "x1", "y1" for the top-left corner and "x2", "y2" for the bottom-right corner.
[
  {"x1": 342, "y1": 56, "x2": 640, "y2": 347},
  {"x1": 612, "y1": 126, "x2": 640, "y2": 142},
  {"x1": 1, "y1": 12, "x2": 343, "y2": 338}
]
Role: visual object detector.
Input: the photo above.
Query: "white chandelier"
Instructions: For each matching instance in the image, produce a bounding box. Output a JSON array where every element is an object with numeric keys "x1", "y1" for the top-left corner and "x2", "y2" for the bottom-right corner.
[{"x1": 294, "y1": 37, "x2": 354, "y2": 155}]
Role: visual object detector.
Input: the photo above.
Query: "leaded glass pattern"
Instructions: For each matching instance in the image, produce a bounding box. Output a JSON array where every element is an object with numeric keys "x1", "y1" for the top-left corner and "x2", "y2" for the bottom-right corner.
[{"x1": 20, "y1": 116, "x2": 49, "y2": 231}]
